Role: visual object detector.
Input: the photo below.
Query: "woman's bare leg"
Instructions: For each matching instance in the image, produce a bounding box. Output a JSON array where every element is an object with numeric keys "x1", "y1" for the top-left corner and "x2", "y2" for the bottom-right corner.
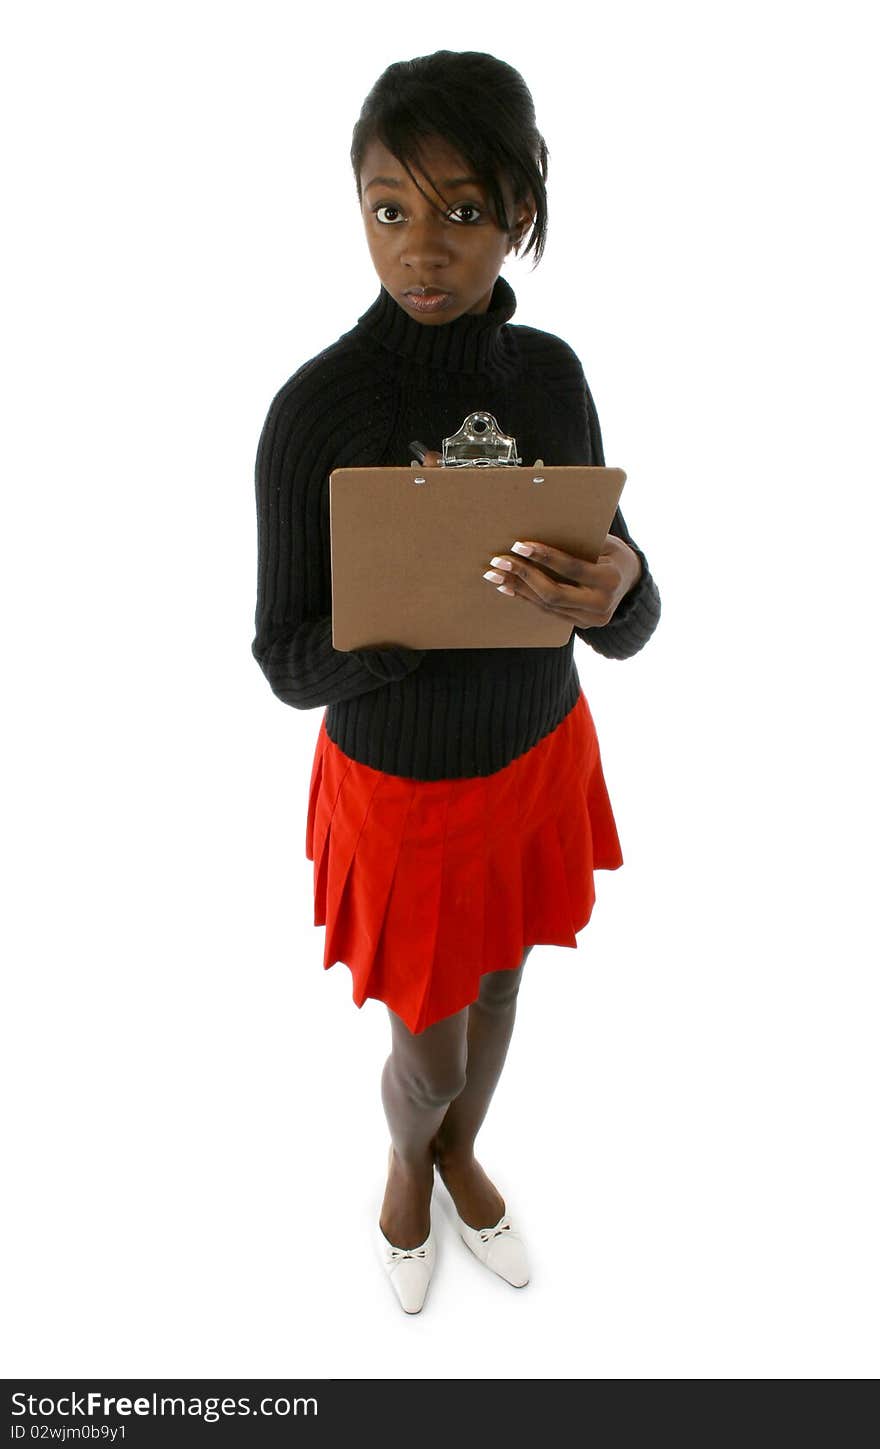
[
  {"x1": 379, "y1": 1004, "x2": 469, "y2": 1249},
  {"x1": 429, "y1": 947, "x2": 532, "y2": 1227}
]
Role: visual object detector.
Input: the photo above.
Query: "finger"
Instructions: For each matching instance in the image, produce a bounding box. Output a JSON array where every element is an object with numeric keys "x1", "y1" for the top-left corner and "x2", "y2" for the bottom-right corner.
[
  {"x1": 512, "y1": 581, "x2": 612, "y2": 627},
  {"x1": 490, "y1": 551, "x2": 604, "y2": 610},
  {"x1": 502, "y1": 574, "x2": 608, "y2": 625},
  {"x1": 486, "y1": 556, "x2": 608, "y2": 617},
  {"x1": 509, "y1": 539, "x2": 603, "y2": 585}
]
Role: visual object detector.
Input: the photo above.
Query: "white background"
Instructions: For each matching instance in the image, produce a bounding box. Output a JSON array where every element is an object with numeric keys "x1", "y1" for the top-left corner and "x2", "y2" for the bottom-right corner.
[{"x1": 3, "y1": 0, "x2": 878, "y2": 1381}]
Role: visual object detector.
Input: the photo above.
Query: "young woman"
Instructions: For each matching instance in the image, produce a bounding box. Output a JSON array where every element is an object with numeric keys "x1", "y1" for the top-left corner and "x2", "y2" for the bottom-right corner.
[{"x1": 252, "y1": 50, "x2": 661, "y2": 1313}]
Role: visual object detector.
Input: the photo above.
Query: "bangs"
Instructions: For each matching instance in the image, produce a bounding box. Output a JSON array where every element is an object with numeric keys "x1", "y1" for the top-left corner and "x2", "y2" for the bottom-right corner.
[{"x1": 373, "y1": 114, "x2": 514, "y2": 234}]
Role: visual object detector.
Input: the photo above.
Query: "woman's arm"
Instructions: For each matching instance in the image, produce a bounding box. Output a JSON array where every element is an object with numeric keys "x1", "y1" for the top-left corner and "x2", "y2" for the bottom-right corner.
[
  {"x1": 251, "y1": 383, "x2": 425, "y2": 709},
  {"x1": 573, "y1": 376, "x2": 662, "y2": 659},
  {"x1": 480, "y1": 355, "x2": 662, "y2": 658},
  {"x1": 574, "y1": 504, "x2": 662, "y2": 658}
]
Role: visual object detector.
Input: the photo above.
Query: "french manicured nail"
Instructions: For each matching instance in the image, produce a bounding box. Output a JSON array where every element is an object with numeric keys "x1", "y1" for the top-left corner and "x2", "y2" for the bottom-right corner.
[
  {"x1": 510, "y1": 541, "x2": 534, "y2": 556},
  {"x1": 483, "y1": 569, "x2": 506, "y2": 583},
  {"x1": 489, "y1": 556, "x2": 512, "y2": 570}
]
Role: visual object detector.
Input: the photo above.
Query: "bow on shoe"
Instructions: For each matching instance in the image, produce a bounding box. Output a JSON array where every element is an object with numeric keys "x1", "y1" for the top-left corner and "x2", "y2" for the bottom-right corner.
[
  {"x1": 457, "y1": 1212, "x2": 529, "y2": 1287},
  {"x1": 479, "y1": 1219, "x2": 514, "y2": 1244},
  {"x1": 387, "y1": 1245, "x2": 429, "y2": 1261}
]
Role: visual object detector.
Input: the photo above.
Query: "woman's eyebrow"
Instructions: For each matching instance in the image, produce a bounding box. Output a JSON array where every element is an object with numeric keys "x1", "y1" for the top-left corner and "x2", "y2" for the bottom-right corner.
[{"x1": 364, "y1": 175, "x2": 482, "y2": 191}]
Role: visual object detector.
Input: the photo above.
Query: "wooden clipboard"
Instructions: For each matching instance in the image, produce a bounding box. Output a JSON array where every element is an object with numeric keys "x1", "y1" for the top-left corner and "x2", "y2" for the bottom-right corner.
[{"x1": 330, "y1": 411, "x2": 626, "y2": 650}]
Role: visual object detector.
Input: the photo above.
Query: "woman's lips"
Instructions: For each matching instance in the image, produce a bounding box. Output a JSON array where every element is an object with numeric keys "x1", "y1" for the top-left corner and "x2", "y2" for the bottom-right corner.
[{"x1": 403, "y1": 290, "x2": 451, "y2": 313}]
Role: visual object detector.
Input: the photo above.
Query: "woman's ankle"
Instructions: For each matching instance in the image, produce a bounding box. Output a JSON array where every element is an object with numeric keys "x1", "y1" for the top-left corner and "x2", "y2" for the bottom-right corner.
[{"x1": 381, "y1": 1146, "x2": 435, "y2": 1247}]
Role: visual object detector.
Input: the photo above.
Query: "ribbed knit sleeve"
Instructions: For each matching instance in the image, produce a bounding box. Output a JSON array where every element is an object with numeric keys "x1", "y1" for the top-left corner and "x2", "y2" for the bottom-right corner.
[
  {"x1": 251, "y1": 368, "x2": 426, "y2": 710},
  {"x1": 573, "y1": 374, "x2": 662, "y2": 659}
]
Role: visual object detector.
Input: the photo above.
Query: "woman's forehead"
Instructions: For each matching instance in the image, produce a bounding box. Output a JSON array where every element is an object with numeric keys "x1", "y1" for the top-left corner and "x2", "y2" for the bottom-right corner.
[{"x1": 360, "y1": 133, "x2": 475, "y2": 182}]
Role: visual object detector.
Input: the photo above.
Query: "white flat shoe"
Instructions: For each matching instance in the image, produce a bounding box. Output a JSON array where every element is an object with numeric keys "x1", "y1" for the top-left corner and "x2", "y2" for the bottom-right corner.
[
  {"x1": 455, "y1": 1209, "x2": 530, "y2": 1287},
  {"x1": 376, "y1": 1220, "x2": 436, "y2": 1313}
]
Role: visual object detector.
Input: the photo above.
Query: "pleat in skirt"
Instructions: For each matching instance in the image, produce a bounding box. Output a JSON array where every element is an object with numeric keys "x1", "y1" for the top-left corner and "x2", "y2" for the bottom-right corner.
[{"x1": 304, "y1": 689, "x2": 623, "y2": 1035}]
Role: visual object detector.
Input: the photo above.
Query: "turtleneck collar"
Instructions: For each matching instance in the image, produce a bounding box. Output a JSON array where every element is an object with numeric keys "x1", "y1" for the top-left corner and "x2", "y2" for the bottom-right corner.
[{"x1": 354, "y1": 274, "x2": 518, "y2": 373}]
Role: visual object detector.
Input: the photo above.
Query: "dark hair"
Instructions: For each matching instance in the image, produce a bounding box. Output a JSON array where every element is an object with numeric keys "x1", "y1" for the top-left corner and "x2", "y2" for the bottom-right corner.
[{"x1": 350, "y1": 50, "x2": 549, "y2": 268}]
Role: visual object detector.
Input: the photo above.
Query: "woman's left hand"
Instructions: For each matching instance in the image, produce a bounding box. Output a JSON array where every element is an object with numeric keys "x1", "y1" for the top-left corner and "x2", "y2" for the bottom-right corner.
[{"x1": 482, "y1": 534, "x2": 643, "y2": 630}]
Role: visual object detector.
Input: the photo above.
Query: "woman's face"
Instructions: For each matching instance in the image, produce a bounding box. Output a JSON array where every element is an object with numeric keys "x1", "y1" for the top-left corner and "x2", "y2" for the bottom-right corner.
[{"x1": 358, "y1": 134, "x2": 533, "y2": 325}]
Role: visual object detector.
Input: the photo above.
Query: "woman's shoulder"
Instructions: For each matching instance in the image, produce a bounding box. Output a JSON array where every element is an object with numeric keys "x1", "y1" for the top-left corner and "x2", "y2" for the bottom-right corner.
[
  {"x1": 262, "y1": 332, "x2": 365, "y2": 421},
  {"x1": 259, "y1": 327, "x2": 386, "y2": 452},
  {"x1": 508, "y1": 321, "x2": 588, "y2": 387}
]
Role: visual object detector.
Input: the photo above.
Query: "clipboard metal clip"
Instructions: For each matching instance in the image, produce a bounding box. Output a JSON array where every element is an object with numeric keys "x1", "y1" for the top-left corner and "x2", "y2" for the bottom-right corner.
[{"x1": 441, "y1": 412, "x2": 522, "y2": 467}]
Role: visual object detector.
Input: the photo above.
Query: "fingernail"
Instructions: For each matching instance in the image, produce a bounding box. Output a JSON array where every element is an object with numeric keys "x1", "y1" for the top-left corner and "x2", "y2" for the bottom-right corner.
[
  {"x1": 489, "y1": 556, "x2": 512, "y2": 570},
  {"x1": 511, "y1": 542, "x2": 534, "y2": 556},
  {"x1": 483, "y1": 569, "x2": 506, "y2": 583}
]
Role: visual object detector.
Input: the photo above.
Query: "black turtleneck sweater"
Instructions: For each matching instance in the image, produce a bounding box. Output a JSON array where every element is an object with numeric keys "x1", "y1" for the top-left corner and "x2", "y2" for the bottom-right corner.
[{"x1": 252, "y1": 275, "x2": 661, "y2": 780}]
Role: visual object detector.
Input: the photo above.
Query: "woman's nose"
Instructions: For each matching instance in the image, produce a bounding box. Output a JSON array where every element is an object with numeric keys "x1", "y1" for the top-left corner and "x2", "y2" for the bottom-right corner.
[{"x1": 399, "y1": 215, "x2": 453, "y2": 267}]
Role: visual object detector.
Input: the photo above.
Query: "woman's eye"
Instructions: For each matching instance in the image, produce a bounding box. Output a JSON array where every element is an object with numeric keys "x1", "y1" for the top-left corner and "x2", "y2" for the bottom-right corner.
[{"x1": 371, "y1": 203, "x2": 483, "y2": 225}]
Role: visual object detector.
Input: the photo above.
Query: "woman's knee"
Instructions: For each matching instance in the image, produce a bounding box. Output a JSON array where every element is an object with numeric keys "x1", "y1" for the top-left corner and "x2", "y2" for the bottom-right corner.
[
  {"x1": 388, "y1": 1011, "x2": 468, "y2": 1109},
  {"x1": 404, "y1": 1061, "x2": 467, "y2": 1111},
  {"x1": 476, "y1": 949, "x2": 531, "y2": 1013}
]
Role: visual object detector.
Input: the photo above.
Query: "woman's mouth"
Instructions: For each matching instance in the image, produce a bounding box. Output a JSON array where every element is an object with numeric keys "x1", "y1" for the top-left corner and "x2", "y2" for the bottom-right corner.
[{"x1": 403, "y1": 290, "x2": 451, "y2": 313}]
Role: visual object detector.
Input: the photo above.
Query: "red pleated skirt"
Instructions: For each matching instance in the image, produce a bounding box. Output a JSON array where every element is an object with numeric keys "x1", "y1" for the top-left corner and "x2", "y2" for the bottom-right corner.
[{"x1": 304, "y1": 689, "x2": 623, "y2": 1035}]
